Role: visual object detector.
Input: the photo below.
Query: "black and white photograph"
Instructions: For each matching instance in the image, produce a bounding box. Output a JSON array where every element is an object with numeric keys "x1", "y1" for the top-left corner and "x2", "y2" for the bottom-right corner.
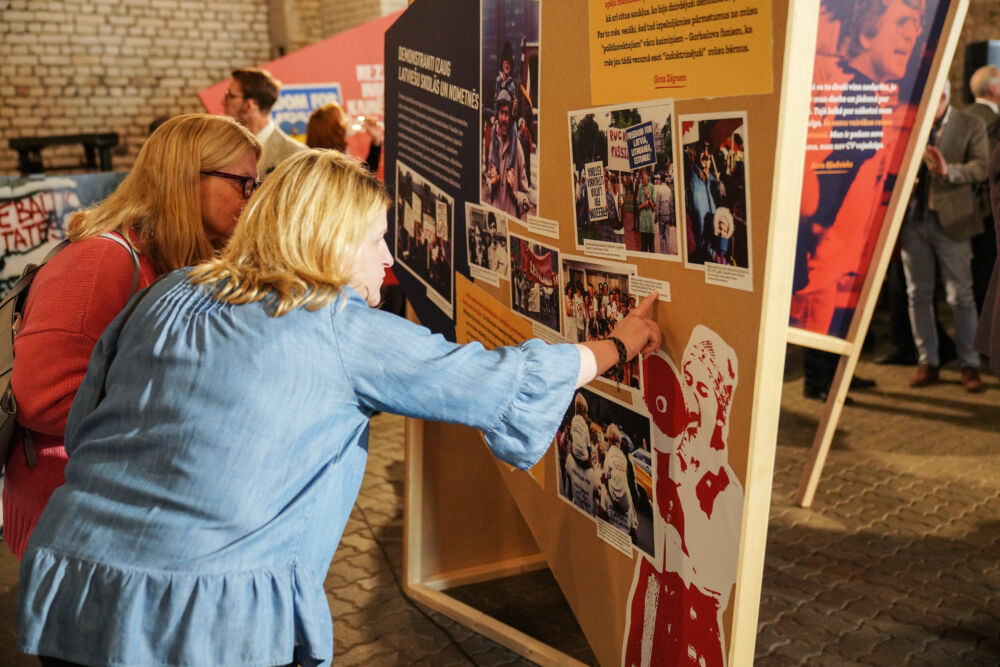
[
  {"x1": 465, "y1": 202, "x2": 510, "y2": 280},
  {"x1": 394, "y1": 159, "x2": 455, "y2": 312}
]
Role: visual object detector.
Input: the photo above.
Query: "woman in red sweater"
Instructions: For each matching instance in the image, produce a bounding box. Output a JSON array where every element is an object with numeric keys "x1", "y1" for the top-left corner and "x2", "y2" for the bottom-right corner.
[{"x1": 4, "y1": 114, "x2": 261, "y2": 559}]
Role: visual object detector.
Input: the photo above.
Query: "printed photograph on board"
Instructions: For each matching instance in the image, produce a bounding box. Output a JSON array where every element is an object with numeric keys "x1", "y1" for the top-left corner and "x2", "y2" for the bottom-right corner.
[
  {"x1": 679, "y1": 113, "x2": 751, "y2": 274},
  {"x1": 394, "y1": 159, "x2": 455, "y2": 313},
  {"x1": 465, "y1": 202, "x2": 510, "y2": 279},
  {"x1": 568, "y1": 99, "x2": 679, "y2": 260},
  {"x1": 480, "y1": 0, "x2": 540, "y2": 221},
  {"x1": 509, "y1": 233, "x2": 560, "y2": 333},
  {"x1": 560, "y1": 254, "x2": 642, "y2": 392},
  {"x1": 554, "y1": 387, "x2": 654, "y2": 557},
  {"x1": 790, "y1": 0, "x2": 949, "y2": 338}
]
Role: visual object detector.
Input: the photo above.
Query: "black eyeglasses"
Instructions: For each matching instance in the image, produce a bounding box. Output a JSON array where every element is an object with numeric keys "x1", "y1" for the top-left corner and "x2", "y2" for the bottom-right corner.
[{"x1": 201, "y1": 171, "x2": 260, "y2": 199}]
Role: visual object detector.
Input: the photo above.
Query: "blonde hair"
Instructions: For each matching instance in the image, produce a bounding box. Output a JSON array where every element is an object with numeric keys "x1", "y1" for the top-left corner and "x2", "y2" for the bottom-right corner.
[
  {"x1": 68, "y1": 114, "x2": 260, "y2": 273},
  {"x1": 306, "y1": 102, "x2": 348, "y2": 151},
  {"x1": 188, "y1": 149, "x2": 390, "y2": 317}
]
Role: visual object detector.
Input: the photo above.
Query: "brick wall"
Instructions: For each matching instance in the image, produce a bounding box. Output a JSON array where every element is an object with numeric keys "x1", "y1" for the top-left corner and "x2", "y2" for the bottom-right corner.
[
  {"x1": 317, "y1": 0, "x2": 405, "y2": 41},
  {"x1": 0, "y1": 0, "x2": 272, "y2": 176},
  {"x1": 289, "y1": 0, "x2": 322, "y2": 53},
  {"x1": 0, "y1": 0, "x2": 405, "y2": 177},
  {"x1": 3, "y1": 0, "x2": 994, "y2": 178},
  {"x1": 952, "y1": 0, "x2": 1000, "y2": 105}
]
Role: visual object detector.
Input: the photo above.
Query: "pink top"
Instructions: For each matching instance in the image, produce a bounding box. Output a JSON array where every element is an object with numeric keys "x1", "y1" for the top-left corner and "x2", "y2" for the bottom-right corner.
[{"x1": 4, "y1": 233, "x2": 157, "y2": 559}]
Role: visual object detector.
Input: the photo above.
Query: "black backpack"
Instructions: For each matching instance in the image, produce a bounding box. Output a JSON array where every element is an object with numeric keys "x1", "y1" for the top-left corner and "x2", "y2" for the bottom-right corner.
[{"x1": 0, "y1": 232, "x2": 139, "y2": 472}]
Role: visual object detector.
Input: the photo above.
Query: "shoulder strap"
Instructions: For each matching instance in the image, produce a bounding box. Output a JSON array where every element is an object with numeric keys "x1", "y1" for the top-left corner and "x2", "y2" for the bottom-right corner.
[
  {"x1": 98, "y1": 231, "x2": 141, "y2": 296},
  {"x1": 2, "y1": 239, "x2": 70, "y2": 308}
]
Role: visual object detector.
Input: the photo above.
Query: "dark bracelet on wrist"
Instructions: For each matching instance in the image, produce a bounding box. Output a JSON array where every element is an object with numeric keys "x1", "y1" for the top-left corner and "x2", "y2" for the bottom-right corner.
[{"x1": 606, "y1": 336, "x2": 628, "y2": 368}]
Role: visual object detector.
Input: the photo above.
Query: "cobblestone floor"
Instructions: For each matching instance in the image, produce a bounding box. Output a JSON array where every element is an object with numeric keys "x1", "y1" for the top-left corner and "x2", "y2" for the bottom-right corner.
[{"x1": 1, "y1": 349, "x2": 997, "y2": 666}]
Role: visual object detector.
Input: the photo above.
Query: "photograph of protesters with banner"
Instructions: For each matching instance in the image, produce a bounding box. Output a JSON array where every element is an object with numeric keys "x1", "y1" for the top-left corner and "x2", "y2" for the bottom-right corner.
[
  {"x1": 509, "y1": 233, "x2": 560, "y2": 333},
  {"x1": 481, "y1": 0, "x2": 539, "y2": 221},
  {"x1": 553, "y1": 388, "x2": 655, "y2": 557},
  {"x1": 568, "y1": 100, "x2": 678, "y2": 260},
  {"x1": 394, "y1": 159, "x2": 454, "y2": 313},
  {"x1": 790, "y1": 0, "x2": 948, "y2": 338}
]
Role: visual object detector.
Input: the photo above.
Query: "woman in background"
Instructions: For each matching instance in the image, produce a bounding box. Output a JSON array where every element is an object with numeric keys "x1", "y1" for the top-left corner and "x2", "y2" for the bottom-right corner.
[
  {"x1": 305, "y1": 101, "x2": 383, "y2": 172},
  {"x1": 17, "y1": 150, "x2": 660, "y2": 666},
  {"x1": 306, "y1": 101, "x2": 401, "y2": 314},
  {"x1": 4, "y1": 114, "x2": 260, "y2": 560}
]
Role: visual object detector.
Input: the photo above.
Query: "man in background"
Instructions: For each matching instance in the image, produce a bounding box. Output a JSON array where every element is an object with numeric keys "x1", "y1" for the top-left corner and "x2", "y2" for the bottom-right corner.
[
  {"x1": 223, "y1": 68, "x2": 306, "y2": 178},
  {"x1": 967, "y1": 65, "x2": 1000, "y2": 145},
  {"x1": 902, "y1": 87, "x2": 990, "y2": 391},
  {"x1": 967, "y1": 64, "x2": 1000, "y2": 313}
]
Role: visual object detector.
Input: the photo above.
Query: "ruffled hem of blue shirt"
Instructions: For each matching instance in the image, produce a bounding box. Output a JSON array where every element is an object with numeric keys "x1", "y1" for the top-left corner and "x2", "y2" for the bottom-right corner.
[{"x1": 17, "y1": 548, "x2": 331, "y2": 667}]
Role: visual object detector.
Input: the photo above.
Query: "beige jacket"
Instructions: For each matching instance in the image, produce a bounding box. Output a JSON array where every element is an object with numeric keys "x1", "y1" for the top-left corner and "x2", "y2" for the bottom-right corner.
[{"x1": 258, "y1": 125, "x2": 307, "y2": 178}]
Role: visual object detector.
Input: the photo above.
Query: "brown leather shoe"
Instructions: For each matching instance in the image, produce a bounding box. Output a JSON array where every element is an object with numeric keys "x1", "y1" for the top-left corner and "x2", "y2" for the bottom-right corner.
[
  {"x1": 961, "y1": 367, "x2": 984, "y2": 393},
  {"x1": 909, "y1": 363, "x2": 939, "y2": 387}
]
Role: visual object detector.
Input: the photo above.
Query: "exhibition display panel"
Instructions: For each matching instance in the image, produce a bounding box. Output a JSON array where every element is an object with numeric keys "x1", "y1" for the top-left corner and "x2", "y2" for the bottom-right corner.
[{"x1": 387, "y1": 0, "x2": 815, "y2": 664}]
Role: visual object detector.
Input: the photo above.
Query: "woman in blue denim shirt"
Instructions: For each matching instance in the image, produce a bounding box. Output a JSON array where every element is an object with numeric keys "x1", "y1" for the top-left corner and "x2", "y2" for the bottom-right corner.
[{"x1": 17, "y1": 150, "x2": 661, "y2": 667}]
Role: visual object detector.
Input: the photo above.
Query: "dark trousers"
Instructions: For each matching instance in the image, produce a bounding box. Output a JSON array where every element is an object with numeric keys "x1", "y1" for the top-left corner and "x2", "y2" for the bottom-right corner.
[
  {"x1": 640, "y1": 231, "x2": 654, "y2": 253},
  {"x1": 886, "y1": 258, "x2": 917, "y2": 358},
  {"x1": 803, "y1": 348, "x2": 839, "y2": 396},
  {"x1": 972, "y1": 215, "x2": 996, "y2": 315}
]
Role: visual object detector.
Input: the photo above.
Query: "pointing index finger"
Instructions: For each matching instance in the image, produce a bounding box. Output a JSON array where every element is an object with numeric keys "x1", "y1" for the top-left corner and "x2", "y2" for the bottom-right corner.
[{"x1": 632, "y1": 291, "x2": 658, "y2": 317}]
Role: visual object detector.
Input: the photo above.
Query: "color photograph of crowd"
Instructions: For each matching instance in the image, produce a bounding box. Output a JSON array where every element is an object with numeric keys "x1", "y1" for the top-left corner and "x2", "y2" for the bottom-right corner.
[
  {"x1": 394, "y1": 160, "x2": 454, "y2": 309},
  {"x1": 561, "y1": 256, "x2": 641, "y2": 390},
  {"x1": 680, "y1": 114, "x2": 750, "y2": 269},
  {"x1": 509, "y1": 233, "x2": 560, "y2": 332},
  {"x1": 554, "y1": 388, "x2": 654, "y2": 557}
]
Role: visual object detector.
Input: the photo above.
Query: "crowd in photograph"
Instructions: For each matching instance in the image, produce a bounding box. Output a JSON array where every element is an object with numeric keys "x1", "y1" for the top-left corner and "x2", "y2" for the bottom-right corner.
[
  {"x1": 574, "y1": 164, "x2": 677, "y2": 256},
  {"x1": 563, "y1": 279, "x2": 640, "y2": 388},
  {"x1": 554, "y1": 391, "x2": 653, "y2": 550}
]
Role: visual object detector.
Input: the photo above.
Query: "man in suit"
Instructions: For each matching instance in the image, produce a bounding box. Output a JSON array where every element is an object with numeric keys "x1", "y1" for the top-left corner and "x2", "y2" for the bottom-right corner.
[
  {"x1": 967, "y1": 65, "x2": 1000, "y2": 147},
  {"x1": 223, "y1": 68, "x2": 306, "y2": 178},
  {"x1": 902, "y1": 86, "x2": 990, "y2": 391},
  {"x1": 966, "y1": 65, "x2": 1000, "y2": 313}
]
